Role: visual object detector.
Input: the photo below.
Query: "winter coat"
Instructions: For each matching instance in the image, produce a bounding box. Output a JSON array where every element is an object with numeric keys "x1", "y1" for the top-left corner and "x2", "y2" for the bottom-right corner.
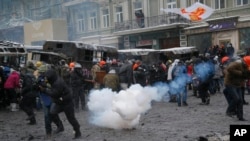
[
  {"x1": 91, "y1": 64, "x2": 101, "y2": 81},
  {"x1": 213, "y1": 63, "x2": 223, "y2": 79},
  {"x1": 21, "y1": 72, "x2": 37, "y2": 98},
  {"x1": 224, "y1": 60, "x2": 250, "y2": 87},
  {"x1": 109, "y1": 63, "x2": 120, "y2": 74},
  {"x1": 0, "y1": 67, "x2": 4, "y2": 88},
  {"x1": 118, "y1": 62, "x2": 133, "y2": 85},
  {"x1": 69, "y1": 68, "x2": 85, "y2": 87},
  {"x1": 37, "y1": 74, "x2": 52, "y2": 106},
  {"x1": 4, "y1": 71, "x2": 20, "y2": 89},
  {"x1": 43, "y1": 69, "x2": 72, "y2": 105},
  {"x1": 167, "y1": 59, "x2": 179, "y2": 81},
  {"x1": 103, "y1": 71, "x2": 119, "y2": 92}
]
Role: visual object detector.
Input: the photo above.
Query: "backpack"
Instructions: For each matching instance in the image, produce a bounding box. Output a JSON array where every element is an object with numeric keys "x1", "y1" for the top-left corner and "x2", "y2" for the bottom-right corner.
[{"x1": 20, "y1": 73, "x2": 37, "y2": 97}]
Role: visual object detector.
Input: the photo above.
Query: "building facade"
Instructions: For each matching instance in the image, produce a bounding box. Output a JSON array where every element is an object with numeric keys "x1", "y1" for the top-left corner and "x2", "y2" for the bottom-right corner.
[
  {"x1": 0, "y1": 0, "x2": 250, "y2": 53},
  {"x1": 184, "y1": 0, "x2": 250, "y2": 54},
  {"x1": 0, "y1": 0, "x2": 68, "y2": 45}
]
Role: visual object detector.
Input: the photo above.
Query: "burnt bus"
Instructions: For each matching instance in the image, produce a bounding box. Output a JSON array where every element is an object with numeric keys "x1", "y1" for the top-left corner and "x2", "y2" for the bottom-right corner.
[
  {"x1": 0, "y1": 41, "x2": 27, "y2": 68},
  {"x1": 118, "y1": 46, "x2": 199, "y2": 65},
  {"x1": 42, "y1": 40, "x2": 118, "y2": 69}
]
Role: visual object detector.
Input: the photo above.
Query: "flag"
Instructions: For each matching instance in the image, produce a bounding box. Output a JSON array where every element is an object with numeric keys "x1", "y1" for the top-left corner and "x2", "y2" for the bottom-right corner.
[{"x1": 161, "y1": 2, "x2": 214, "y2": 21}]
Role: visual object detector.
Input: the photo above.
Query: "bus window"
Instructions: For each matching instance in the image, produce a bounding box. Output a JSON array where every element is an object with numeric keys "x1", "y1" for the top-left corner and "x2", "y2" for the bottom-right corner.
[{"x1": 84, "y1": 50, "x2": 93, "y2": 61}]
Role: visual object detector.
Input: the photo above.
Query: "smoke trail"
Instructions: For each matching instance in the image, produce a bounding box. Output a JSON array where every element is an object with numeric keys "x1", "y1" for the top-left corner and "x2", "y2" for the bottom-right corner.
[
  {"x1": 87, "y1": 84, "x2": 162, "y2": 129},
  {"x1": 87, "y1": 61, "x2": 214, "y2": 129}
]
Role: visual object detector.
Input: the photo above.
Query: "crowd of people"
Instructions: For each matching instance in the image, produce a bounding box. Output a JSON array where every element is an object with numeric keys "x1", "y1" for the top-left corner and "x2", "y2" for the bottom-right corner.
[{"x1": 0, "y1": 42, "x2": 250, "y2": 139}]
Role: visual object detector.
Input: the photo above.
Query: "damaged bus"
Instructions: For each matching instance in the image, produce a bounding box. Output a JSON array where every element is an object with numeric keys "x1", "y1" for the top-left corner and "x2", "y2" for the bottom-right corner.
[
  {"x1": 41, "y1": 40, "x2": 118, "y2": 69},
  {"x1": 0, "y1": 41, "x2": 27, "y2": 68}
]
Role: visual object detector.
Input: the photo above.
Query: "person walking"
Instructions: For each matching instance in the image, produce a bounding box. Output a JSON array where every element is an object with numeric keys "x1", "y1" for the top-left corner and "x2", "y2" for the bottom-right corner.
[
  {"x1": 69, "y1": 63, "x2": 86, "y2": 112},
  {"x1": 171, "y1": 60, "x2": 189, "y2": 106},
  {"x1": 224, "y1": 56, "x2": 250, "y2": 121},
  {"x1": 4, "y1": 68, "x2": 20, "y2": 112},
  {"x1": 36, "y1": 65, "x2": 64, "y2": 139},
  {"x1": 118, "y1": 60, "x2": 133, "y2": 90},
  {"x1": 19, "y1": 68, "x2": 37, "y2": 125},
  {"x1": 39, "y1": 69, "x2": 81, "y2": 139},
  {"x1": 91, "y1": 60, "x2": 107, "y2": 89}
]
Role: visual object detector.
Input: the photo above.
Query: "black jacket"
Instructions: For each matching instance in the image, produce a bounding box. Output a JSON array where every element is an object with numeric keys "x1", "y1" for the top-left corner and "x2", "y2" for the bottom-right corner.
[
  {"x1": 119, "y1": 63, "x2": 133, "y2": 85},
  {"x1": 44, "y1": 69, "x2": 72, "y2": 105},
  {"x1": 21, "y1": 73, "x2": 37, "y2": 98},
  {"x1": 69, "y1": 68, "x2": 85, "y2": 87}
]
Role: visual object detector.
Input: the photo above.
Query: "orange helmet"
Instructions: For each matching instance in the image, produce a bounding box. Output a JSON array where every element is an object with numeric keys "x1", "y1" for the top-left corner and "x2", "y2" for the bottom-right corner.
[
  {"x1": 69, "y1": 62, "x2": 75, "y2": 68},
  {"x1": 221, "y1": 56, "x2": 229, "y2": 64},
  {"x1": 243, "y1": 56, "x2": 250, "y2": 67},
  {"x1": 99, "y1": 60, "x2": 106, "y2": 66}
]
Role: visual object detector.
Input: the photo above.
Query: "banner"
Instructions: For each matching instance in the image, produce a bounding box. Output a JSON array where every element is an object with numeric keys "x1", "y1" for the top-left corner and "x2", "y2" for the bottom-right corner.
[{"x1": 161, "y1": 2, "x2": 214, "y2": 21}]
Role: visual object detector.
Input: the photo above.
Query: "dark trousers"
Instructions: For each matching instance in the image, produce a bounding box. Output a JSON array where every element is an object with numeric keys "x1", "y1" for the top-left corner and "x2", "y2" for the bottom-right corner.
[
  {"x1": 19, "y1": 96, "x2": 36, "y2": 117},
  {"x1": 198, "y1": 82, "x2": 210, "y2": 103},
  {"x1": 43, "y1": 104, "x2": 63, "y2": 134},
  {"x1": 72, "y1": 87, "x2": 85, "y2": 110},
  {"x1": 225, "y1": 85, "x2": 243, "y2": 119},
  {"x1": 5, "y1": 88, "x2": 18, "y2": 103},
  {"x1": 50, "y1": 102, "x2": 80, "y2": 132}
]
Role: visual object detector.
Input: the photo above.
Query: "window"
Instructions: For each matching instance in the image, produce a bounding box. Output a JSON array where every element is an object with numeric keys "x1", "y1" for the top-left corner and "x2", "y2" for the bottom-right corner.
[
  {"x1": 116, "y1": 6, "x2": 123, "y2": 22},
  {"x1": 236, "y1": 0, "x2": 248, "y2": 6},
  {"x1": 134, "y1": 1, "x2": 142, "y2": 10},
  {"x1": 90, "y1": 12, "x2": 97, "y2": 30},
  {"x1": 167, "y1": 0, "x2": 176, "y2": 8},
  {"x1": 77, "y1": 14, "x2": 85, "y2": 33},
  {"x1": 134, "y1": 1, "x2": 143, "y2": 15},
  {"x1": 195, "y1": 0, "x2": 204, "y2": 3},
  {"x1": 215, "y1": 0, "x2": 225, "y2": 9},
  {"x1": 102, "y1": 9, "x2": 110, "y2": 28}
]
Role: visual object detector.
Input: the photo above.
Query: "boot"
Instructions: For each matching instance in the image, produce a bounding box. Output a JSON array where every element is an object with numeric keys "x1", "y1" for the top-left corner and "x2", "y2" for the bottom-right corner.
[
  {"x1": 44, "y1": 133, "x2": 52, "y2": 140},
  {"x1": 183, "y1": 102, "x2": 188, "y2": 106},
  {"x1": 53, "y1": 121, "x2": 64, "y2": 134},
  {"x1": 11, "y1": 103, "x2": 19, "y2": 112},
  {"x1": 73, "y1": 129, "x2": 81, "y2": 139},
  {"x1": 26, "y1": 114, "x2": 35, "y2": 121},
  {"x1": 28, "y1": 117, "x2": 36, "y2": 125},
  {"x1": 205, "y1": 97, "x2": 210, "y2": 105}
]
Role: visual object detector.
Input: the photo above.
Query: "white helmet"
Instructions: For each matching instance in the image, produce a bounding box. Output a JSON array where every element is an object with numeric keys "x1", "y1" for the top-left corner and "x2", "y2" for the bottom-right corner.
[{"x1": 74, "y1": 63, "x2": 82, "y2": 68}]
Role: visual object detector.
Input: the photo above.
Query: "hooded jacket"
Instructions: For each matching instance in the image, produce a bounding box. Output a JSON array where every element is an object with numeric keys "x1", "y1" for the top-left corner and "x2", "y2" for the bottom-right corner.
[
  {"x1": 224, "y1": 59, "x2": 250, "y2": 87},
  {"x1": 43, "y1": 69, "x2": 72, "y2": 105}
]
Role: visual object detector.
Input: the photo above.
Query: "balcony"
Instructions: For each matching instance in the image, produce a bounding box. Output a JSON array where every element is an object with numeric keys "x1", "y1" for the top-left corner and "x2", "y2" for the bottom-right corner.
[{"x1": 114, "y1": 13, "x2": 190, "y2": 32}]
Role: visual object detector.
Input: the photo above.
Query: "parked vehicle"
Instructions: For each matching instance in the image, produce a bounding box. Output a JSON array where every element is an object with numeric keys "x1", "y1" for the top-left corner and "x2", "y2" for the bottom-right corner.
[
  {"x1": 0, "y1": 40, "x2": 27, "y2": 68},
  {"x1": 41, "y1": 40, "x2": 118, "y2": 69}
]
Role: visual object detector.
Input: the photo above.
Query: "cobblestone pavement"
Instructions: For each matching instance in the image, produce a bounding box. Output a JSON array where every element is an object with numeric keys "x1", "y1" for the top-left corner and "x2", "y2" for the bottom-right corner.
[{"x1": 0, "y1": 90, "x2": 250, "y2": 141}]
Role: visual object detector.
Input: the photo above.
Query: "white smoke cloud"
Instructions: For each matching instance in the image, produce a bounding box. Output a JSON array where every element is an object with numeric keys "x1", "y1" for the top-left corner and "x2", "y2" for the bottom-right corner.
[
  {"x1": 87, "y1": 61, "x2": 214, "y2": 130},
  {"x1": 87, "y1": 84, "x2": 164, "y2": 129}
]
